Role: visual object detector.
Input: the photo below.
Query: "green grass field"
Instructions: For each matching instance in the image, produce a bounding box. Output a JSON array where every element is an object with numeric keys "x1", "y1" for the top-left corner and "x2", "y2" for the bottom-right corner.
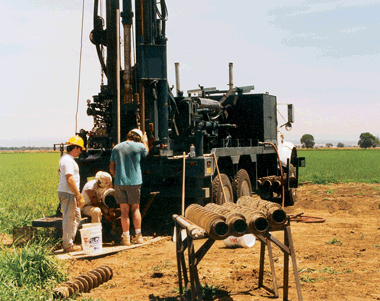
[
  {"x1": 1, "y1": 148, "x2": 379, "y2": 232},
  {"x1": 0, "y1": 152, "x2": 68, "y2": 300},
  {"x1": 298, "y1": 148, "x2": 380, "y2": 184},
  {"x1": 0, "y1": 152, "x2": 60, "y2": 233}
]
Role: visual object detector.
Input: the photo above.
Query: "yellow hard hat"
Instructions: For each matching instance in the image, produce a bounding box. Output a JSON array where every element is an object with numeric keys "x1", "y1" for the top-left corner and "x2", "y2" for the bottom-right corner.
[{"x1": 65, "y1": 136, "x2": 86, "y2": 150}]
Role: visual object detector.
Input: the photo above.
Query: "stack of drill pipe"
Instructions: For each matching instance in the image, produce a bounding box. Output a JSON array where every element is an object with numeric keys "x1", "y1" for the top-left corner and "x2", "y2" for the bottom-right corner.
[
  {"x1": 237, "y1": 196, "x2": 287, "y2": 228},
  {"x1": 185, "y1": 204, "x2": 229, "y2": 240},
  {"x1": 204, "y1": 203, "x2": 247, "y2": 237},
  {"x1": 222, "y1": 202, "x2": 269, "y2": 234},
  {"x1": 172, "y1": 214, "x2": 207, "y2": 239},
  {"x1": 257, "y1": 173, "x2": 296, "y2": 193},
  {"x1": 257, "y1": 175, "x2": 281, "y2": 193},
  {"x1": 53, "y1": 265, "x2": 113, "y2": 299}
]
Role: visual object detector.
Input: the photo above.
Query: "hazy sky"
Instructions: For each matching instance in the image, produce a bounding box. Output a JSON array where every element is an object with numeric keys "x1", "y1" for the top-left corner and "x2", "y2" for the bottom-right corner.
[{"x1": 1, "y1": 0, "x2": 379, "y2": 147}]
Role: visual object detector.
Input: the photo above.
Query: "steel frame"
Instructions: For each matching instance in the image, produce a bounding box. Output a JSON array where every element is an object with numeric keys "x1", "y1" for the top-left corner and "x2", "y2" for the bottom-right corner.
[{"x1": 174, "y1": 218, "x2": 303, "y2": 301}]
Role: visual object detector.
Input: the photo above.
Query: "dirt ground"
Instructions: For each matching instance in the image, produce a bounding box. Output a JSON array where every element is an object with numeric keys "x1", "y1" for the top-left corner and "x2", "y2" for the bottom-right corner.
[{"x1": 65, "y1": 183, "x2": 380, "y2": 301}]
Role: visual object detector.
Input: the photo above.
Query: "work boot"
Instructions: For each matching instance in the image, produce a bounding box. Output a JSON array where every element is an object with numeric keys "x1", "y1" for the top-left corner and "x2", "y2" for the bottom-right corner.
[
  {"x1": 120, "y1": 235, "x2": 131, "y2": 246},
  {"x1": 134, "y1": 234, "x2": 144, "y2": 244},
  {"x1": 63, "y1": 245, "x2": 82, "y2": 253}
]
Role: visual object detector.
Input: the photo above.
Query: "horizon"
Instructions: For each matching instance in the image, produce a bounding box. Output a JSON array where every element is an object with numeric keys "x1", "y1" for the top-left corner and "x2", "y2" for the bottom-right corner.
[{"x1": 0, "y1": 135, "x2": 361, "y2": 148}]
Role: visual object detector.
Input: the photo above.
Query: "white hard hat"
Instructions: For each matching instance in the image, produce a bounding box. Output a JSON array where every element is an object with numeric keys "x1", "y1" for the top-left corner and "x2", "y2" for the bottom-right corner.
[
  {"x1": 95, "y1": 171, "x2": 112, "y2": 189},
  {"x1": 131, "y1": 128, "x2": 143, "y2": 138}
]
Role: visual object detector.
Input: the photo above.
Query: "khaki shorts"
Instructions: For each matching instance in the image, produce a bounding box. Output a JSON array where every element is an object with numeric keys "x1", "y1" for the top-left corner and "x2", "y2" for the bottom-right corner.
[{"x1": 115, "y1": 185, "x2": 141, "y2": 205}]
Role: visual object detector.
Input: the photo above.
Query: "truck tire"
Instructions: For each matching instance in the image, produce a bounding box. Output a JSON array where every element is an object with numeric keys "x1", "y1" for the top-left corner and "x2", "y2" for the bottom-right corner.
[
  {"x1": 233, "y1": 169, "x2": 252, "y2": 201},
  {"x1": 212, "y1": 174, "x2": 233, "y2": 205},
  {"x1": 285, "y1": 188, "x2": 297, "y2": 206}
]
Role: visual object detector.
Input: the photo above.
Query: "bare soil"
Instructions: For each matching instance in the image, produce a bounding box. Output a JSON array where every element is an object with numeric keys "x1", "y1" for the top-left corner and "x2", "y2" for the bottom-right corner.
[{"x1": 65, "y1": 183, "x2": 380, "y2": 300}]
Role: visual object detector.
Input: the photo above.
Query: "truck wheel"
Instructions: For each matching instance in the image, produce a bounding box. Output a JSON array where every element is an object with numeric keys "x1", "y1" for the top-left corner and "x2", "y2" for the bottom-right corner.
[
  {"x1": 233, "y1": 169, "x2": 252, "y2": 201},
  {"x1": 284, "y1": 188, "x2": 297, "y2": 206},
  {"x1": 212, "y1": 174, "x2": 233, "y2": 205}
]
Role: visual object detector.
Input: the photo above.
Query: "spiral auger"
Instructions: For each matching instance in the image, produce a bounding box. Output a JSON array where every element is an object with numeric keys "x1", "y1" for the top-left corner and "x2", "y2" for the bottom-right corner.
[{"x1": 53, "y1": 265, "x2": 113, "y2": 299}]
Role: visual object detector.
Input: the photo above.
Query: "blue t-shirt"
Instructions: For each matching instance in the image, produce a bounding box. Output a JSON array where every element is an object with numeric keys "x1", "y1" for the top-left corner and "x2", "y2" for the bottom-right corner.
[{"x1": 110, "y1": 140, "x2": 147, "y2": 186}]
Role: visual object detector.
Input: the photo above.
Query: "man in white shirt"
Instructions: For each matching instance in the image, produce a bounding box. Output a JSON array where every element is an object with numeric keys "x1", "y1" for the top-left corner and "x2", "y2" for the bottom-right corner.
[{"x1": 57, "y1": 136, "x2": 86, "y2": 253}]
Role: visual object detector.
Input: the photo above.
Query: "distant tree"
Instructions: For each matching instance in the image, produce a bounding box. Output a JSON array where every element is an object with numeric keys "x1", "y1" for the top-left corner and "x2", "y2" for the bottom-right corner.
[
  {"x1": 337, "y1": 142, "x2": 345, "y2": 148},
  {"x1": 300, "y1": 134, "x2": 315, "y2": 148},
  {"x1": 375, "y1": 136, "x2": 380, "y2": 147},
  {"x1": 326, "y1": 143, "x2": 333, "y2": 148},
  {"x1": 358, "y1": 132, "x2": 376, "y2": 148}
]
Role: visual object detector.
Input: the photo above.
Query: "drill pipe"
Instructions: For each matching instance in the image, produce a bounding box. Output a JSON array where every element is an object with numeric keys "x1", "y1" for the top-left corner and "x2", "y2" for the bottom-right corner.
[
  {"x1": 222, "y1": 202, "x2": 269, "y2": 234},
  {"x1": 262, "y1": 179, "x2": 273, "y2": 191},
  {"x1": 185, "y1": 204, "x2": 229, "y2": 240},
  {"x1": 237, "y1": 196, "x2": 287, "y2": 227},
  {"x1": 204, "y1": 203, "x2": 247, "y2": 237},
  {"x1": 172, "y1": 214, "x2": 207, "y2": 239},
  {"x1": 53, "y1": 265, "x2": 113, "y2": 299},
  {"x1": 257, "y1": 173, "x2": 296, "y2": 193}
]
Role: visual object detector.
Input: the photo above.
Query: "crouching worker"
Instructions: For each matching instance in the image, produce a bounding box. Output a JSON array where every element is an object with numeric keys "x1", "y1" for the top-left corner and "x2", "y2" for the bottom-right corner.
[{"x1": 81, "y1": 171, "x2": 114, "y2": 223}]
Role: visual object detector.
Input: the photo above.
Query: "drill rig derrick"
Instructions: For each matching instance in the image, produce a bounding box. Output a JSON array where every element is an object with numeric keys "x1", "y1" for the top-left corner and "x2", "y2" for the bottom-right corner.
[{"x1": 76, "y1": 0, "x2": 305, "y2": 208}]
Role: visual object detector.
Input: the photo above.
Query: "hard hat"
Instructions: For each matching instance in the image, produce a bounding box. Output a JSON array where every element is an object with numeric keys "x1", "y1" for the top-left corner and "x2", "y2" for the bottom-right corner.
[
  {"x1": 131, "y1": 128, "x2": 143, "y2": 138},
  {"x1": 95, "y1": 171, "x2": 112, "y2": 189},
  {"x1": 65, "y1": 136, "x2": 86, "y2": 150}
]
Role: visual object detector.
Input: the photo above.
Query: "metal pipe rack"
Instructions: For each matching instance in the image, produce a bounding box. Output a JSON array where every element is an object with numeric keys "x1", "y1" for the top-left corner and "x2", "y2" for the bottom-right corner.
[{"x1": 173, "y1": 215, "x2": 303, "y2": 301}]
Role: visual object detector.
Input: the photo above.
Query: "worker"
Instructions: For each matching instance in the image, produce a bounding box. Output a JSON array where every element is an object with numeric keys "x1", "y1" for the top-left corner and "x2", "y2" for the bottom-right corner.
[
  {"x1": 109, "y1": 129, "x2": 149, "y2": 246},
  {"x1": 81, "y1": 171, "x2": 113, "y2": 223},
  {"x1": 57, "y1": 136, "x2": 86, "y2": 253}
]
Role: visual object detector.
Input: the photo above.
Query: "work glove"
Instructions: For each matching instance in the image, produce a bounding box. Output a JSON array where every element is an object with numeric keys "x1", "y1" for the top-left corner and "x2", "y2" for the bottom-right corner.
[
  {"x1": 142, "y1": 133, "x2": 148, "y2": 143},
  {"x1": 99, "y1": 205, "x2": 116, "y2": 221},
  {"x1": 76, "y1": 194, "x2": 85, "y2": 208}
]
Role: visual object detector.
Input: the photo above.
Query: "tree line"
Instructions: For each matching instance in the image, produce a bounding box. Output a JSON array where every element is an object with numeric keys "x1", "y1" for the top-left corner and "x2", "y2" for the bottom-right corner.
[
  {"x1": 300, "y1": 132, "x2": 380, "y2": 149},
  {"x1": 0, "y1": 146, "x2": 54, "y2": 151}
]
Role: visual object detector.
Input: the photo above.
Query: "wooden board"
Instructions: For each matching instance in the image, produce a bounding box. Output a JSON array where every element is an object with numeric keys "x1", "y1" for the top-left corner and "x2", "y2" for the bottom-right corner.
[
  {"x1": 32, "y1": 216, "x2": 90, "y2": 228},
  {"x1": 54, "y1": 236, "x2": 166, "y2": 260}
]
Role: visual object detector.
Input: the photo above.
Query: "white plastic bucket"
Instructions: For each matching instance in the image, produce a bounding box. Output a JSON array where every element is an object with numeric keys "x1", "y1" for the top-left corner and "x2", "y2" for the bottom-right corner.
[
  {"x1": 81, "y1": 223, "x2": 102, "y2": 229},
  {"x1": 223, "y1": 234, "x2": 256, "y2": 248},
  {"x1": 80, "y1": 224, "x2": 103, "y2": 255}
]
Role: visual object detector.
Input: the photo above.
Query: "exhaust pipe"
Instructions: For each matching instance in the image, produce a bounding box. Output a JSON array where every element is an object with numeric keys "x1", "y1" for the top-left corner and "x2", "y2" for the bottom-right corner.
[
  {"x1": 219, "y1": 62, "x2": 233, "y2": 105},
  {"x1": 175, "y1": 62, "x2": 183, "y2": 97}
]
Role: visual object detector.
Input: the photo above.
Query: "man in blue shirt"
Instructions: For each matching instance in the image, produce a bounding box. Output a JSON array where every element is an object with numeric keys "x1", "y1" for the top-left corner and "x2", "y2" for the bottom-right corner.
[{"x1": 109, "y1": 129, "x2": 149, "y2": 245}]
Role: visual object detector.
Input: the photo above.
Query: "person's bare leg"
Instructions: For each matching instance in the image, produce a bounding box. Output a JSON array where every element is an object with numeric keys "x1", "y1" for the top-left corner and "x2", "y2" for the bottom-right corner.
[
  {"x1": 131, "y1": 203, "x2": 144, "y2": 243},
  {"x1": 131, "y1": 203, "x2": 141, "y2": 230},
  {"x1": 120, "y1": 203, "x2": 131, "y2": 233}
]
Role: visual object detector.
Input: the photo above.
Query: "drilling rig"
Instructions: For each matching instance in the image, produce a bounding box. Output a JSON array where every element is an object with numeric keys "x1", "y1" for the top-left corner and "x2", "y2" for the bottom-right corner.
[{"x1": 76, "y1": 0, "x2": 305, "y2": 214}]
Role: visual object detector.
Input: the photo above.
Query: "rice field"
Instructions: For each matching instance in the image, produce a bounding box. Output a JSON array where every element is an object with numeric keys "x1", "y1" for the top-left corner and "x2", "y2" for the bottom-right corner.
[
  {"x1": 0, "y1": 151, "x2": 71, "y2": 300},
  {"x1": 1, "y1": 148, "x2": 380, "y2": 232},
  {"x1": 298, "y1": 148, "x2": 380, "y2": 184},
  {"x1": 0, "y1": 152, "x2": 60, "y2": 233}
]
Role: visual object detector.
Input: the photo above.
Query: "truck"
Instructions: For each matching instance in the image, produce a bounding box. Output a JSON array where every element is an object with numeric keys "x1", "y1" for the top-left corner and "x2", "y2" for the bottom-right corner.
[
  {"x1": 78, "y1": 0, "x2": 305, "y2": 207},
  {"x1": 34, "y1": 0, "x2": 305, "y2": 238}
]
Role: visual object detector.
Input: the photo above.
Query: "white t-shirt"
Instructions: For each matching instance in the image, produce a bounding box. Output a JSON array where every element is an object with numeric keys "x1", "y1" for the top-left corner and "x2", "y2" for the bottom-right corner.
[
  {"x1": 58, "y1": 153, "x2": 80, "y2": 194},
  {"x1": 81, "y1": 179, "x2": 107, "y2": 206}
]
